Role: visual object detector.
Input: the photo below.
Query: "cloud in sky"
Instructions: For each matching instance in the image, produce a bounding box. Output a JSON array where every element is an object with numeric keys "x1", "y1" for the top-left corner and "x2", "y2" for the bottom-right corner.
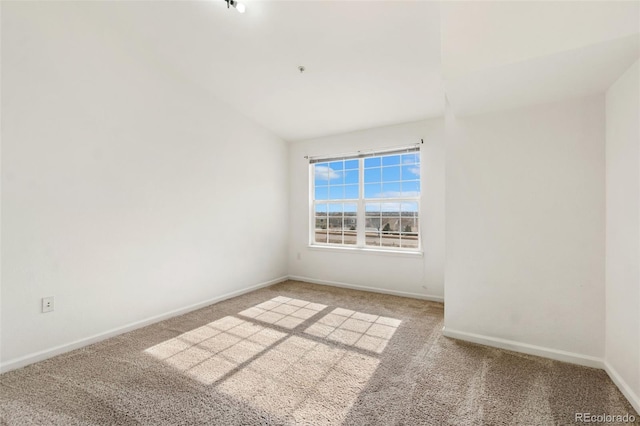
[
  {"x1": 366, "y1": 200, "x2": 419, "y2": 213},
  {"x1": 408, "y1": 167, "x2": 420, "y2": 176},
  {"x1": 315, "y1": 166, "x2": 341, "y2": 181},
  {"x1": 376, "y1": 191, "x2": 420, "y2": 198},
  {"x1": 379, "y1": 202, "x2": 419, "y2": 212}
]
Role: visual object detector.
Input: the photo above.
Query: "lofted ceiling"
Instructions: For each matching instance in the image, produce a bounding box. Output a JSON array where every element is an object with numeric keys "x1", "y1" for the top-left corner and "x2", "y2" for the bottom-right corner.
[
  {"x1": 441, "y1": 1, "x2": 640, "y2": 116},
  {"x1": 99, "y1": 1, "x2": 444, "y2": 142},
  {"x1": 52, "y1": 1, "x2": 640, "y2": 141}
]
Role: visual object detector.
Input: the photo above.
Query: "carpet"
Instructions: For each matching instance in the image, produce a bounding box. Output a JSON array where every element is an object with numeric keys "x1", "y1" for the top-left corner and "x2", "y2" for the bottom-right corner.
[{"x1": 1, "y1": 280, "x2": 637, "y2": 425}]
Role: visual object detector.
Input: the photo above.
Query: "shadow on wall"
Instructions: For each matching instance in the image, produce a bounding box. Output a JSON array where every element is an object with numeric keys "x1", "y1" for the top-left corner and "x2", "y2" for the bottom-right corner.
[{"x1": 144, "y1": 296, "x2": 401, "y2": 423}]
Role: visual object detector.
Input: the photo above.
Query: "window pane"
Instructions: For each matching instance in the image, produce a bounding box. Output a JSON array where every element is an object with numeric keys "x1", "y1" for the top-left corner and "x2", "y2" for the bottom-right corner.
[
  {"x1": 365, "y1": 232, "x2": 381, "y2": 247},
  {"x1": 344, "y1": 203, "x2": 357, "y2": 213},
  {"x1": 381, "y1": 155, "x2": 400, "y2": 166},
  {"x1": 344, "y1": 184, "x2": 359, "y2": 199},
  {"x1": 344, "y1": 203, "x2": 357, "y2": 245},
  {"x1": 329, "y1": 186, "x2": 345, "y2": 200},
  {"x1": 401, "y1": 202, "x2": 419, "y2": 215},
  {"x1": 324, "y1": 162, "x2": 342, "y2": 184},
  {"x1": 314, "y1": 200, "x2": 329, "y2": 245},
  {"x1": 402, "y1": 153, "x2": 419, "y2": 165},
  {"x1": 345, "y1": 159, "x2": 358, "y2": 170},
  {"x1": 343, "y1": 230, "x2": 357, "y2": 245},
  {"x1": 366, "y1": 217, "x2": 381, "y2": 231},
  {"x1": 315, "y1": 217, "x2": 328, "y2": 230},
  {"x1": 401, "y1": 233, "x2": 418, "y2": 249},
  {"x1": 315, "y1": 231, "x2": 328, "y2": 243},
  {"x1": 315, "y1": 186, "x2": 328, "y2": 200},
  {"x1": 402, "y1": 165, "x2": 420, "y2": 180},
  {"x1": 364, "y1": 167, "x2": 381, "y2": 183},
  {"x1": 401, "y1": 181, "x2": 420, "y2": 196},
  {"x1": 314, "y1": 163, "x2": 330, "y2": 184},
  {"x1": 344, "y1": 217, "x2": 357, "y2": 229},
  {"x1": 382, "y1": 166, "x2": 400, "y2": 182},
  {"x1": 400, "y1": 217, "x2": 416, "y2": 233},
  {"x1": 400, "y1": 207, "x2": 419, "y2": 249},
  {"x1": 381, "y1": 182, "x2": 401, "y2": 198},
  {"x1": 365, "y1": 200, "x2": 382, "y2": 246},
  {"x1": 381, "y1": 211, "x2": 400, "y2": 247},
  {"x1": 364, "y1": 157, "x2": 381, "y2": 168},
  {"x1": 329, "y1": 161, "x2": 344, "y2": 171},
  {"x1": 364, "y1": 183, "x2": 381, "y2": 199},
  {"x1": 381, "y1": 233, "x2": 401, "y2": 248},
  {"x1": 381, "y1": 202, "x2": 401, "y2": 213},
  {"x1": 328, "y1": 215, "x2": 342, "y2": 230},
  {"x1": 401, "y1": 215, "x2": 418, "y2": 246},
  {"x1": 365, "y1": 203, "x2": 381, "y2": 216},
  {"x1": 344, "y1": 169, "x2": 359, "y2": 184},
  {"x1": 380, "y1": 199, "x2": 400, "y2": 249},
  {"x1": 314, "y1": 163, "x2": 343, "y2": 184},
  {"x1": 328, "y1": 232, "x2": 343, "y2": 244},
  {"x1": 381, "y1": 217, "x2": 399, "y2": 232}
]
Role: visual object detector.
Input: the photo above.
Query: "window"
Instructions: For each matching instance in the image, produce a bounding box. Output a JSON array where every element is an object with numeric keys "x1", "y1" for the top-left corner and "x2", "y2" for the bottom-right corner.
[{"x1": 310, "y1": 147, "x2": 420, "y2": 251}]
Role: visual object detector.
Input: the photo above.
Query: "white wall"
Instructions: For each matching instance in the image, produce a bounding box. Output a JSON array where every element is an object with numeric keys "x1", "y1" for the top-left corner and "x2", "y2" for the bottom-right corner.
[
  {"x1": 288, "y1": 119, "x2": 445, "y2": 301},
  {"x1": 605, "y1": 60, "x2": 640, "y2": 410},
  {"x1": 444, "y1": 95, "x2": 606, "y2": 363},
  {"x1": 1, "y1": 2, "x2": 288, "y2": 368}
]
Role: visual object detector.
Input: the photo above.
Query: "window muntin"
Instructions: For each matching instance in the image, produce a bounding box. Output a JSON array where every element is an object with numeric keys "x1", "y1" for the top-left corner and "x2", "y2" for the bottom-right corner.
[{"x1": 311, "y1": 151, "x2": 420, "y2": 251}]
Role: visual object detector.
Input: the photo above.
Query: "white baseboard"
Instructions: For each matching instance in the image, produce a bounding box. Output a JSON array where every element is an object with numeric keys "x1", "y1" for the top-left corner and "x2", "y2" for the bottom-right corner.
[
  {"x1": 604, "y1": 361, "x2": 640, "y2": 414},
  {"x1": 288, "y1": 275, "x2": 444, "y2": 303},
  {"x1": 443, "y1": 327, "x2": 640, "y2": 413},
  {"x1": 0, "y1": 275, "x2": 288, "y2": 374},
  {"x1": 441, "y1": 327, "x2": 603, "y2": 369}
]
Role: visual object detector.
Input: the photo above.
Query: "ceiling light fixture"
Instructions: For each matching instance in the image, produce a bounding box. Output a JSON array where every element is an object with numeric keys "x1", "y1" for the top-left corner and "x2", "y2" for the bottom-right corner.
[{"x1": 225, "y1": 0, "x2": 246, "y2": 13}]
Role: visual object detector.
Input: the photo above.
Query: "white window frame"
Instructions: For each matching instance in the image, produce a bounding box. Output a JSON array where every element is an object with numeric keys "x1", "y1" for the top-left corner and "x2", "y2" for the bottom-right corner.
[{"x1": 308, "y1": 147, "x2": 422, "y2": 253}]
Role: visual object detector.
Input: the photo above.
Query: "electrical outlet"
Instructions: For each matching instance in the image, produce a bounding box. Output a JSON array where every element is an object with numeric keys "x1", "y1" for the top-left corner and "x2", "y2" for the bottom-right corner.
[
  {"x1": 42, "y1": 296, "x2": 54, "y2": 313},
  {"x1": 297, "y1": 252, "x2": 301, "y2": 260}
]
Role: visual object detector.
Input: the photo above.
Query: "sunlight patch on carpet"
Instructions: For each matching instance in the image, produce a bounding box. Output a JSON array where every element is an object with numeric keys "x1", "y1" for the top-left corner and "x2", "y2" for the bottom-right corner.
[
  {"x1": 219, "y1": 337, "x2": 380, "y2": 424},
  {"x1": 238, "y1": 296, "x2": 327, "y2": 329},
  {"x1": 144, "y1": 315, "x2": 287, "y2": 383},
  {"x1": 306, "y1": 308, "x2": 401, "y2": 354},
  {"x1": 144, "y1": 296, "x2": 400, "y2": 422}
]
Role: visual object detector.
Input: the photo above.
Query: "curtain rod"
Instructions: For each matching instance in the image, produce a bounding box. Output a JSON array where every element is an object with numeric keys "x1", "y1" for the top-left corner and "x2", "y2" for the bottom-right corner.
[{"x1": 304, "y1": 139, "x2": 423, "y2": 163}]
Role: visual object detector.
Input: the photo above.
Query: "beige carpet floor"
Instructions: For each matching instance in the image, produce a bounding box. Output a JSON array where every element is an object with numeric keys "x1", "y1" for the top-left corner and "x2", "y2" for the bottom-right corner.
[{"x1": 1, "y1": 280, "x2": 637, "y2": 425}]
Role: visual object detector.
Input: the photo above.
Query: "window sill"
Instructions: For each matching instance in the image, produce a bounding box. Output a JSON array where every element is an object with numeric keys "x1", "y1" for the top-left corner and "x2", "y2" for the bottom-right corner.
[{"x1": 307, "y1": 244, "x2": 423, "y2": 258}]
